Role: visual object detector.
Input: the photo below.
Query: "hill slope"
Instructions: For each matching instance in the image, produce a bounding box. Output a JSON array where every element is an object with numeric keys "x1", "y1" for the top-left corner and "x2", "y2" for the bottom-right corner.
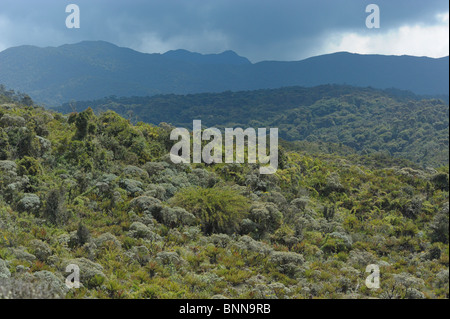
[
  {"x1": 55, "y1": 85, "x2": 450, "y2": 167},
  {"x1": 0, "y1": 41, "x2": 448, "y2": 105},
  {"x1": 0, "y1": 90, "x2": 448, "y2": 299}
]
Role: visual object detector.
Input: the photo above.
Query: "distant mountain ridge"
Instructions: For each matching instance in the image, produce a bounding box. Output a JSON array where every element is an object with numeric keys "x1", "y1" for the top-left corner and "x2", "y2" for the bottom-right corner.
[
  {"x1": 163, "y1": 49, "x2": 251, "y2": 65},
  {"x1": 0, "y1": 41, "x2": 448, "y2": 105}
]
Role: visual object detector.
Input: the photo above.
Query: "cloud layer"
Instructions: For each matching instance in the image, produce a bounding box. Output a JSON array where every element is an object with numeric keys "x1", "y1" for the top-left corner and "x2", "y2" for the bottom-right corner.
[{"x1": 0, "y1": 0, "x2": 448, "y2": 61}]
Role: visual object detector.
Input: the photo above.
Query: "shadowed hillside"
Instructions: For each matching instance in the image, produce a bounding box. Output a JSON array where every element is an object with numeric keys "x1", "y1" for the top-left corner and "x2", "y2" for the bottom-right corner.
[
  {"x1": 0, "y1": 41, "x2": 448, "y2": 105},
  {"x1": 0, "y1": 90, "x2": 448, "y2": 299},
  {"x1": 55, "y1": 85, "x2": 450, "y2": 167}
]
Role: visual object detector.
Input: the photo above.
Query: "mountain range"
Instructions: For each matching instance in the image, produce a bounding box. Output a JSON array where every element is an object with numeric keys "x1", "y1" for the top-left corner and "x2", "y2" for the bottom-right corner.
[
  {"x1": 0, "y1": 41, "x2": 448, "y2": 106},
  {"x1": 55, "y1": 85, "x2": 449, "y2": 167}
]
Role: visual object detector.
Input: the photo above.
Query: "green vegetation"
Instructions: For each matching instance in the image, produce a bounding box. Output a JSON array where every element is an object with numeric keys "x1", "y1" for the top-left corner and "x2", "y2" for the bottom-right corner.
[
  {"x1": 172, "y1": 187, "x2": 250, "y2": 235},
  {"x1": 56, "y1": 85, "x2": 449, "y2": 167},
  {"x1": 0, "y1": 87, "x2": 449, "y2": 299}
]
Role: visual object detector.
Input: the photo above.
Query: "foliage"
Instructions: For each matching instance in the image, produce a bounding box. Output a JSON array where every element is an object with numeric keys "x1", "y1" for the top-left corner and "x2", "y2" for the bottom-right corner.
[
  {"x1": 0, "y1": 88, "x2": 448, "y2": 300},
  {"x1": 56, "y1": 85, "x2": 449, "y2": 167},
  {"x1": 172, "y1": 186, "x2": 250, "y2": 235}
]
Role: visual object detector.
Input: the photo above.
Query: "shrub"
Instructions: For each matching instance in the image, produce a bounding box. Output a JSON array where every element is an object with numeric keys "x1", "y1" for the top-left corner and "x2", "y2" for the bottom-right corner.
[
  {"x1": 322, "y1": 205, "x2": 336, "y2": 221},
  {"x1": 209, "y1": 234, "x2": 231, "y2": 248},
  {"x1": 431, "y1": 172, "x2": 449, "y2": 192},
  {"x1": 119, "y1": 179, "x2": 143, "y2": 196},
  {"x1": 172, "y1": 186, "x2": 250, "y2": 235},
  {"x1": 402, "y1": 196, "x2": 423, "y2": 219},
  {"x1": 16, "y1": 128, "x2": 36, "y2": 158},
  {"x1": 0, "y1": 130, "x2": 10, "y2": 160},
  {"x1": 74, "y1": 109, "x2": 93, "y2": 140},
  {"x1": 155, "y1": 206, "x2": 196, "y2": 228},
  {"x1": 291, "y1": 197, "x2": 309, "y2": 212},
  {"x1": 0, "y1": 114, "x2": 26, "y2": 127},
  {"x1": 434, "y1": 269, "x2": 449, "y2": 290},
  {"x1": 129, "y1": 196, "x2": 162, "y2": 214},
  {"x1": 62, "y1": 258, "x2": 105, "y2": 289},
  {"x1": 247, "y1": 202, "x2": 283, "y2": 236},
  {"x1": 30, "y1": 240, "x2": 51, "y2": 262},
  {"x1": 0, "y1": 278, "x2": 63, "y2": 299},
  {"x1": 17, "y1": 156, "x2": 42, "y2": 176},
  {"x1": 348, "y1": 249, "x2": 377, "y2": 267},
  {"x1": 143, "y1": 162, "x2": 166, "y2": 177},
  {"x1": 0, "y1": 259, "x2": 11, "y2": 279},
  {"x1": 43, "y1": 189, "x2": 68, "y2": 225},
  {"x1": 33, "y1": 270, "x2": 68, "y2": 297},
  {"x1": 94, "y1": 233, "x2": 121, "y2": 250},
  {"x1": 233, "y1": 235, "x2": 273, "y2": 255},
  {"x1": 269, "y1": 251, "x2": 305, "y2": 277},
  {"x1": 18, "y1": 194, "x2": 41, "y2": 214},
  {"x1": 76, "y1": 223, "x2": 90, "y2": 246},
  {"x1": 126, "y1": 246, "x2": 151, "y2": 266},
  {"x1": 429, "y1": 202, "x2": 449, "y2": 244},
  {"x1": 156, "y1": 251, "x2": 183, "y2": 266},
  {"x1": 144, "y1": 184, "x2": 167, "y2": 201},
  {"x1": 323, "y1": 172, "x2": 345, "y2": 194},
  {"x1": 128, "y1": 222, "x2": 161, "y2": 241},
  {"x1": 123, "y1": 165, "x2": 149, "y2": 179}
]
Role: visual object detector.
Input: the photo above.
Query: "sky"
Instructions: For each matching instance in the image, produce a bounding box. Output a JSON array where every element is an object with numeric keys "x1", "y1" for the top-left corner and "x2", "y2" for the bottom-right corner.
[{"x1": 0, "y1": 0, "x2": 448, "y2": 62}]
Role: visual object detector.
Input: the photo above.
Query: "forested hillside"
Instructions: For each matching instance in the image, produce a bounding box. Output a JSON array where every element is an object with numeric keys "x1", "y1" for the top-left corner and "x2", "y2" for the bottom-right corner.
[
  {"x1": 56, "y1": 85, "x2": 449, "y2": 167},
  {"x1": 1, "y1": 89, "x2": 448, "y2": 299}
]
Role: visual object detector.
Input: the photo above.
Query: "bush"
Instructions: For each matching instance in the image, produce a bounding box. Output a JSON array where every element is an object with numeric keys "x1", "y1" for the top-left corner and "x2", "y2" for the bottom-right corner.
[
  {"x1": 18, "y1": 194, "x2": 41, "y2": 214},
  {"x1": 291, "y1": 197, "x2": 309, "y2": 212},
  {"x1": 155, "y1": 206, "x2": 196, "y2": 228},
  {"x1": 74, "y1": 108, "x2": 94, "y2": 140},
  {"x1": 429, "y1": 202, "x2": 449, "y2": 244},
  {"x1": 0, "y1": 259, "x2": 11, "y2": 279},
  {"x1": 128, "y1": 222, "x2": 161, "y2": 241},
  {"x1": 43, "y1": 189, "x2": 68, "y2": 225},
  {"x1": 144, "y1": 184, "x2": 167, "y2": 201},
  {"x1": 322, "y1": 205, "x2": 336, "y2": 221},
  {"x1": 119, "y1": 179, "x2": 143, "y2": 196},
  {"x1": 0, "y1": 114, "x2": 25, "y2": 127},
  {"x1": 94, "y1": 233, "x2": 122, "y2": 250},
  {"x1": 0, "y1": 278, "x2": 64, "y2": 299},
  {"x1": 17, "y1": 157, "x2": 42, "y2": 176},
  {"x1": 30, "y1": 240, "x2": 51, "y2": 262},
  {"x1": 402, "y1": 196, "x2": 423, "y2": 219},
  {"x1": 269, "y1": 251, "x2": 305, "y2": 277},
  {"x1": 129, "y1": 196, "x2": 162, "y2": 214},
  {"x1": 156, "y1": 252, "x2": 183, "y2": 266},
  {"x1": 126, "y1": 246, "x2": 151, "y2": 266},
  {"x1": 431, "y1": 172, "x2": 449, "y2": 192},
  {"x1": 323, "y1": 172, "x2": 345, "y2": 194},
  {"x1": 76, "y1": 223, "x2": 90, "y2": 246},
  {"x1": 233, "y1": 235, "x2": 273, "y2": 255},
  {"x1": 123, "y1": 165, "x2": 149, "y2": 179},
  {"x1": 172, "y1": 186, "x2": 250, "y2": 235},
  {"x1": 16, "y1": 128, "x2": 37, "y2": 158},
  {"x1": 61, "y1": 258, "x2": 105, "y2": 289},
  {"x1": 0, "y1": 130, "x2": 10, "y2": 160},
  {"x1": 33, "y1": 271, "x2": 68, "y2": 297},
  {"x1": 247, "y1": 202, "x2": 283, "y2": 237}
]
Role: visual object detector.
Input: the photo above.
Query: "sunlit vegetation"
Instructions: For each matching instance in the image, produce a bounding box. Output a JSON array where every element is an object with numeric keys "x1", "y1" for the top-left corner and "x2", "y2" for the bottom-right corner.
[{"x1": 0, "y1": 86, "x2": 448, "y2": 299}]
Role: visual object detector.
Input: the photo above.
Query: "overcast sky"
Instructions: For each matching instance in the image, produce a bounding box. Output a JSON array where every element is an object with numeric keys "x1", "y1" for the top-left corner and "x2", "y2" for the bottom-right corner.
[{"x1": 0, "y1": 0, "x2": 448, "y2": 62}]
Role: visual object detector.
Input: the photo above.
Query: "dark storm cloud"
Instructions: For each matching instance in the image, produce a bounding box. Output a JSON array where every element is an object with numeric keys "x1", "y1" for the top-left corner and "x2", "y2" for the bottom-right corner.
[{"x1": 0, "y1": 0, "x2": 448, "y2": 61}]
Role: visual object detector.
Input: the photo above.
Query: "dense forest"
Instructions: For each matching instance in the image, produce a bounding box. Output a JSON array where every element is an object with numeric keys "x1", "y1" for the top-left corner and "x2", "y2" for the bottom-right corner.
[
  {"x1": 1, "y1": 87, "x2": 448, "y2": 299},
  {"x1": 56, "y1": 85, "x2": 449, "y2": 167}
]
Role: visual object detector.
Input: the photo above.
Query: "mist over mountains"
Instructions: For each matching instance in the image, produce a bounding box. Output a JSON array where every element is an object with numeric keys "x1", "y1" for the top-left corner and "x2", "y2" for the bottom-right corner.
[{"x1": 0, "y1": 41, "x2": 448, "y2": 106}]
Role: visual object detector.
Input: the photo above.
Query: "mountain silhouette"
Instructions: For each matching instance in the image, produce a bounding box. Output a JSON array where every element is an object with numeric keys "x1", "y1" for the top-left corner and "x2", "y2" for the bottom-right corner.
[{"x1": 0, "y1": 41, "x2": 447, "y2": 105}]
